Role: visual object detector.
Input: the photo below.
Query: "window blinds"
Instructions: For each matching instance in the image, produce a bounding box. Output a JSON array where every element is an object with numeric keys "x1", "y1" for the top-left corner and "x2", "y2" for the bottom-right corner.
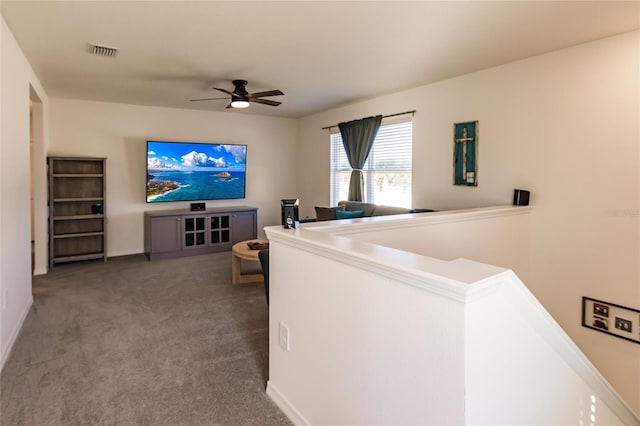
[{"x1": 330, "y1": 119, "x2": 412, "y2": 207}]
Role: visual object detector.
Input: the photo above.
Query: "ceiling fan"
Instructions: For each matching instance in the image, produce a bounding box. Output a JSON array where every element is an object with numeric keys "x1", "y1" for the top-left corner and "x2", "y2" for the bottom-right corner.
[{"x1": 190, "y1": 80, "x2": 284, "y2": 108}]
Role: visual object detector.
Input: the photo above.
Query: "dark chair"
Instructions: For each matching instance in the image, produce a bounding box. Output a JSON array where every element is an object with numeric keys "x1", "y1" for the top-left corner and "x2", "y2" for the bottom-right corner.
[{"x1": 258, "y1": 249, "x2": 269, "y2": 304}]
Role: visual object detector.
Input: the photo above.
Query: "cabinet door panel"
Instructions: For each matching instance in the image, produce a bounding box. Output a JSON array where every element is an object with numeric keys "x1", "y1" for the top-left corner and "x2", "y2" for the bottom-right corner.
[
  {"x1": 209, "y1": 215, "x2": 231, "y2": 246},
  {"x1": 231, "y1": 211, "x2": 257, "y2": 243},
  {"x1": 183, "y1": 216, "x2": 207, "y2": 248},
  {"x1": 151, "y1": 216, "x2": 181, "y2": 253}
]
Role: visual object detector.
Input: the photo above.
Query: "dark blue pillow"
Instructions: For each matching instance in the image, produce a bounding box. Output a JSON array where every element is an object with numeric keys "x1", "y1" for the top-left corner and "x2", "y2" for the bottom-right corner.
[{"x1": 336, "y1": 209, "x2": 365, "y2": 219}]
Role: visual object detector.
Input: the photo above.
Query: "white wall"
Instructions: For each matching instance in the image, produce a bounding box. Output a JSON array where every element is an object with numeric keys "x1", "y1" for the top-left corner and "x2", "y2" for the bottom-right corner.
[
  {"x1": 464, "y1": 275, "x2": 629, "y2": 425},
  {"x1": 0, "y1": 17, "x2": 49, "y2": 369},
  {"x1": 30, "y1": 97, "x2": 47, "y2": 276},
  {"x1": 297, "y1": 31, "x2": 640, "y2": 414},
  {"x1": 48, "y1": 99, "x2": 298, "y2": 257}
]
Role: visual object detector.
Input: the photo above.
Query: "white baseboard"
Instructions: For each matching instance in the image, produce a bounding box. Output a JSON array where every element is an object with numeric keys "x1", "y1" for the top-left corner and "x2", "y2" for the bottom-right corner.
[
  {"x1": 266, "y1": 381, "x2": 310, "y2": 425},
  {"x1": 33, "y1": 266, "x2": 47, "y2": 276},
  {"x1": 1, "y1": 296, "x2": 33, "y2": 371}
]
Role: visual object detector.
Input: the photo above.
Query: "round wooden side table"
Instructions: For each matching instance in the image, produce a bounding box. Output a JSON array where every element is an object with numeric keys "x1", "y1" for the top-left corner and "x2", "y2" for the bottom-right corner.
[{"x1": 231, "y1": 239, "x2": 268, "y2": 285}]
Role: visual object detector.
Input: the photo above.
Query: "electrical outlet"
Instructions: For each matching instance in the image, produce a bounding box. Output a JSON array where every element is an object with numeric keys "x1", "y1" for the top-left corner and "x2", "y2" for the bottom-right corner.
[{"x1": 279, "y1": 322, "x2": 290, "y2": 351}]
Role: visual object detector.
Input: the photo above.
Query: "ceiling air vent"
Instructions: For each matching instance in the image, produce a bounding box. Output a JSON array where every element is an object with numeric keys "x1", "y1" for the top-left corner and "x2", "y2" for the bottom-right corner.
[{"x1": 89, "y1": 43, "x2": 119, "y2": 58}]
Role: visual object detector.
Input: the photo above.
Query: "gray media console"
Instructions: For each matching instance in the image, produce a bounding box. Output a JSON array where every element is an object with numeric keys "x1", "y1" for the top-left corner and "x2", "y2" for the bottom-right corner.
[{"x1": 144, "y1": 206, "x2": 257, "y2": 260}]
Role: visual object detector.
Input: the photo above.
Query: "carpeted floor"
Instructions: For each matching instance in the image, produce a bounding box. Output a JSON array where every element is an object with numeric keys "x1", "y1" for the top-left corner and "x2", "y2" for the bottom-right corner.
[{"x1": 1, "y1": 252, "x2": 291, "y2": 425}]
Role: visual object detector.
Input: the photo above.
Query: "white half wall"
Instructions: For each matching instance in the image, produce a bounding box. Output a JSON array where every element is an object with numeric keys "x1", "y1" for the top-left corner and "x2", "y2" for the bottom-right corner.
[
  {"x1": 266, "y1": 231, "x2": 469, "y2": 425},
  {"x1": 48, "y1": 99, "x2": 298, "y2": 257},
  {"x1": 296, "y1": 30, "x2": 640, "y2": 412},
  {"x1": 318, "y1": 206, "x2": 532, "y2": 284},
  {"x1": 0, "y1": 16, "x2": 49, "y2": 369},
  {"x1": 265, "y1": 208, "x2": 639, "y2": 424}
]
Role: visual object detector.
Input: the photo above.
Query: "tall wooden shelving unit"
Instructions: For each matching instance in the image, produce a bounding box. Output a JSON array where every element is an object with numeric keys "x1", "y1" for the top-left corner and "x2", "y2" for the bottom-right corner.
[{"x1": 48, "y1": 157, "x2": 106, "y2": 268}]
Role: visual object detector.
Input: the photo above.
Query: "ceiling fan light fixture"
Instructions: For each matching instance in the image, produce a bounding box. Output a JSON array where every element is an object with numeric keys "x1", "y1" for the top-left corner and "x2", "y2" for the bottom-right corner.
[
  {"x1": 230, "y1": 98, "x2": 250, "y2": 108},
  {"x1": 192, "y1": 80, "x2": 283, "y2": 108}
]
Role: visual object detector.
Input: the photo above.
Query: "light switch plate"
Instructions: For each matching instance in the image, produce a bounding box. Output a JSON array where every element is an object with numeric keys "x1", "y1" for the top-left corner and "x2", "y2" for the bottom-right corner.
[{"x1": 279, "y1": 322, "x2": 290, "y2": 351}]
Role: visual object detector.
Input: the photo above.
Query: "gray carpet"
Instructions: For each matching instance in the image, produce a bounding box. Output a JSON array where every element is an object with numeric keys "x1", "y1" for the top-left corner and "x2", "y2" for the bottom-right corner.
[{"x1": 1, "y1": 252, "x2": 291, "y2": 425}]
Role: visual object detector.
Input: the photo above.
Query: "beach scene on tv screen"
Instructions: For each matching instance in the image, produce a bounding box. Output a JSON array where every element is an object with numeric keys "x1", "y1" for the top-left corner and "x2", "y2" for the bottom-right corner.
[{"x1": 147, "y1": 141, "x2": 246, "y2": 202}]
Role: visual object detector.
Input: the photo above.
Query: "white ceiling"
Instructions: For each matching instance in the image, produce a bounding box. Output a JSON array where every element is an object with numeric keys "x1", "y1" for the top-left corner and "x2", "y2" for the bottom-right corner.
[{"x1": 2, "y1": 1, "x2": 639, "y2": 118}]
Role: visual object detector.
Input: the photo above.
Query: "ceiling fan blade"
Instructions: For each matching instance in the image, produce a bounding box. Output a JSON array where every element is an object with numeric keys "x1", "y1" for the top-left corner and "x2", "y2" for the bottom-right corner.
[
  {"x1": 226, "y1": 102, "x2": 234, "y2": 109},
  {"x1": 250, "y1": 98, "x2": 281, "y2": 107},
  {"x1": 214, "y1": 88, "x2": 236, "y2": 96},
  {"x1": 190, "y1": 97, "x2": 229, "y2": 102},
  {"x1": 249, "y1": 90, "x2": 284, "y2": 98}
]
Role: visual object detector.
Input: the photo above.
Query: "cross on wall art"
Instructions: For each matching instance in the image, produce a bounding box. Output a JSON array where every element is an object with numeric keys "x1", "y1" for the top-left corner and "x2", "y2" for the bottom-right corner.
[{"x1": 453, "y1": 121, "x2": 478, "y2": 186}]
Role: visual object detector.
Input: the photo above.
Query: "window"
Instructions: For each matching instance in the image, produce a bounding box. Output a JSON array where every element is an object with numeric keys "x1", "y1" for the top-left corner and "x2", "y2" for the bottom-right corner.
[{"x1": 330, "y1": 119, "x2": 412, "y2": 208}]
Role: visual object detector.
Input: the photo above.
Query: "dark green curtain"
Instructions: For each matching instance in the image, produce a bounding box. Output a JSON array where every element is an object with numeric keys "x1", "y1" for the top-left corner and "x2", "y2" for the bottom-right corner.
[{"x1": 338, "y1": 115, "x2": 382, "y2": 201}]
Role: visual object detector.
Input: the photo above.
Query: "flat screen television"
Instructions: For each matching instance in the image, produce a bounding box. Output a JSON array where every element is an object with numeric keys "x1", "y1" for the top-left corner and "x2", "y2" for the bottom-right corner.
[{"x1": 146, "y1": 141, "x2": 247, "y2": 203}]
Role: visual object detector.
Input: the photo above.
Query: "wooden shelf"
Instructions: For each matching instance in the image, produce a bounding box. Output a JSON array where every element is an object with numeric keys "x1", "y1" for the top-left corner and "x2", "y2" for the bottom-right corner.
[
  {"x1": 54, "y1": 214, "x2": 104, "y2": 221},
  {"x1": 53, "y1": 231, "x2": 104, "y2": 239},
  {"x1": 53, "y1": 197, "x2": 104, "y2": 202},
  {"x1": 53, "y1": 173, "x2": 104, "y2": 178},
  {"x1": 52, "y1": 253, "x2": 106, "y2": 264},
  {"x1": 48, "y1": 157, "x2": 107, "y2": 269}
]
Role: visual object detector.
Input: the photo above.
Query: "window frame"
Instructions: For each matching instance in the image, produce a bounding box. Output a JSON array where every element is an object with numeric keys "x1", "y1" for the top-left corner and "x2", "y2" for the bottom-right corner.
[{"x1": 330, "y1": 117, "x2": 413, "y2": 208}]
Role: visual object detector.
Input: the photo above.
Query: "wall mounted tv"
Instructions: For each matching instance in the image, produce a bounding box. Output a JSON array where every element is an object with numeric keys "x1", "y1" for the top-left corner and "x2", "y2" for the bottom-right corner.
[{"x1": 146, "y1": 141, "x2": 247, "y2": 203}]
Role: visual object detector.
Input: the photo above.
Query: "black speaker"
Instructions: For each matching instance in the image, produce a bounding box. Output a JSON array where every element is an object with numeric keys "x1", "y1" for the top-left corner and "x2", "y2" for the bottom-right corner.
[
  {"x1": 190, "y1": 202, "x2": 206, "y2": 212},
  {"x1": 281, "y1": 199, "x2": 299, "y2": 229},
  {"x1": 513, "y1": 189, "x2": 530, "y2": 206}
]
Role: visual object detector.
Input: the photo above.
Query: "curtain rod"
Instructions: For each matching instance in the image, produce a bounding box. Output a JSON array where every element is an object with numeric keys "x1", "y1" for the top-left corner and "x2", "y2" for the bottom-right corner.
[{"x1": 321, "y1": 110, "x2": 416, "y2": 130}]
